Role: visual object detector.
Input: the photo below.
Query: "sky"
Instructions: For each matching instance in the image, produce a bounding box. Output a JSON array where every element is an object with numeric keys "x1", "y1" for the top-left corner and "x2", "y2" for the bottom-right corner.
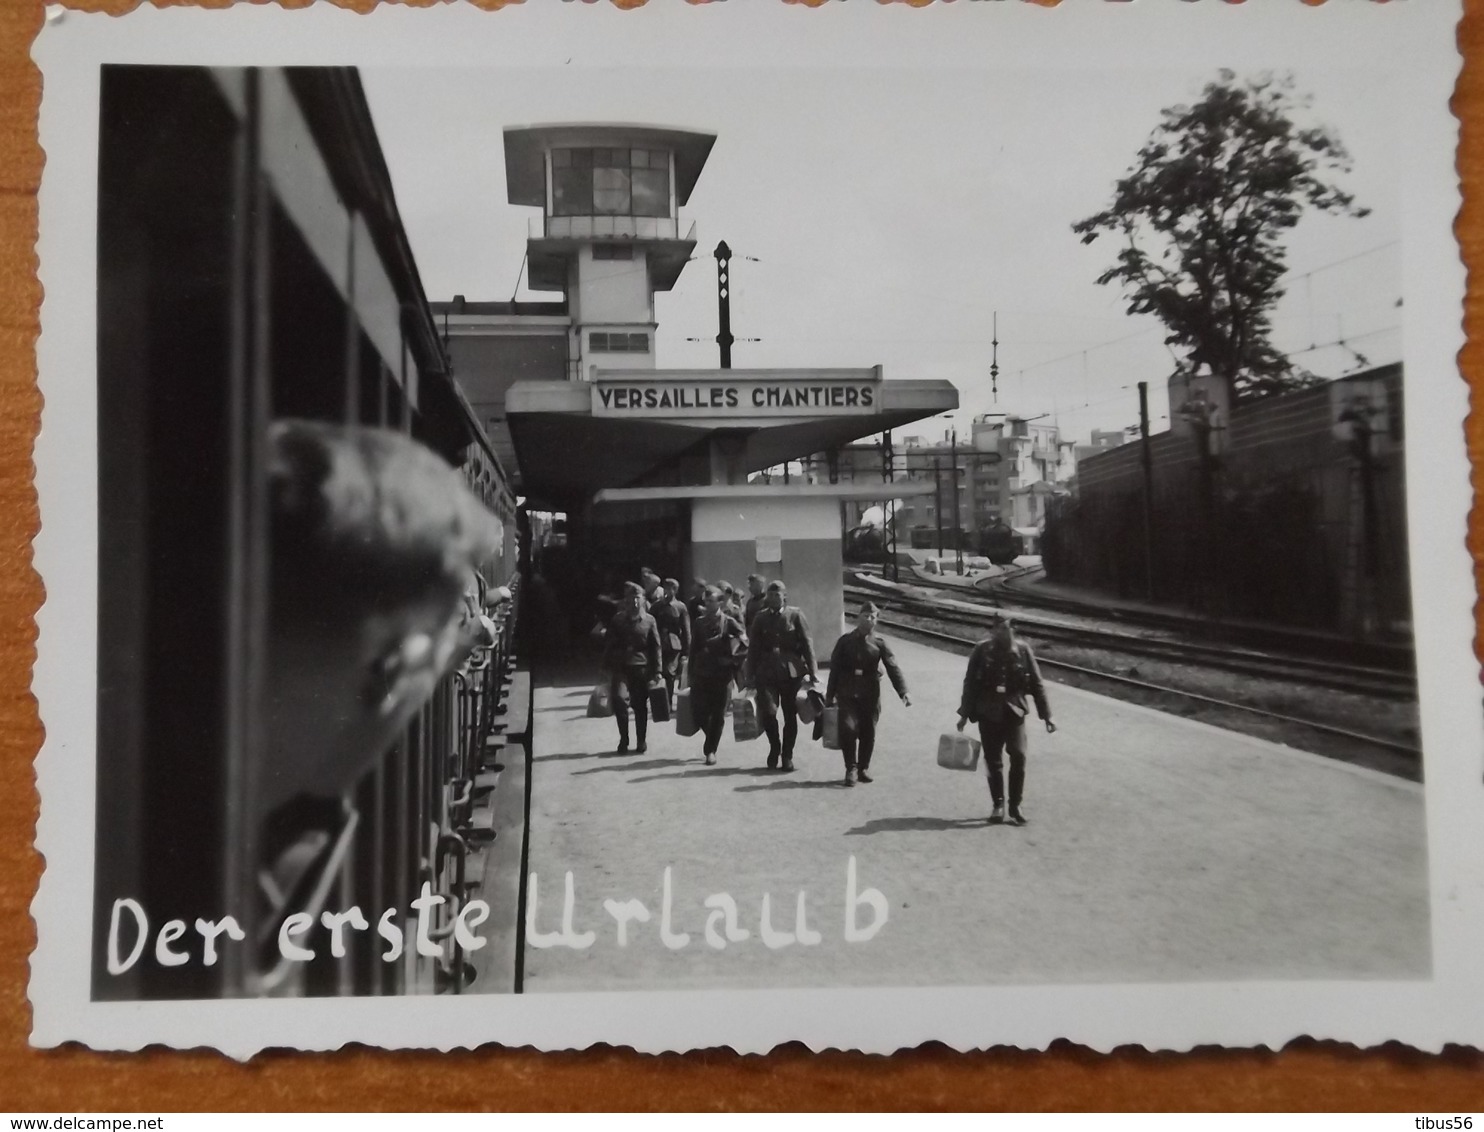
[{"x1": 362, "y1": 61, "x2": 1399, "y2": 445}]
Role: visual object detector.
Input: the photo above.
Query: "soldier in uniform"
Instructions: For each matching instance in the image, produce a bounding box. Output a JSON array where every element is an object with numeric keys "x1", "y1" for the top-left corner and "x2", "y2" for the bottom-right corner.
[
  {"x1": 603, "y1": 581, "x2": 662, "y2": 753},
  {"x1": 687, "y1": 584, "x2": 748, "y2": 765},
  {"x1": 742, "y1": 573, "x2": 768, "y2": 636},
  {"x1": 825, "y1": 601, "x2": 911, "y2": 786},
  {"x1": 639, "y1": 567, "x2": 663, "y2": 608},
  {"x1": 744, "y1": 580, "x2": 818, "y2": 771},
  {"x1": 686, "y1": 576, "x2": 709, "y2": 624},
  {"x1": 719, "y1": 581, "x2": 744, "y2": 620},
  {"x1": 651, "y1": 576, "x2": 692, "y2": 711},
  {"x1": 956, "y1": 614, "x2": 1056, "y2": 825}
]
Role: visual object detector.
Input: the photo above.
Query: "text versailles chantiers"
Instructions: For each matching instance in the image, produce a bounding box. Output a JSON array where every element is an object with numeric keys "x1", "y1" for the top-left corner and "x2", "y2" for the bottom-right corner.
[{"x1": 596, "y1": 382, "x2": 878, "y2": 414}]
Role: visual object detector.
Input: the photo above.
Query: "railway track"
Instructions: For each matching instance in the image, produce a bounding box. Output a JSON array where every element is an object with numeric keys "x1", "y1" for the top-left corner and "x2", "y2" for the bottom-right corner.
[
  {"x1": 864, "y1": 611, "x2": 1422, "y2": 761},
  {"x1": 986, "y1": 571, "x2": 1415, "y2": 674},
  {"x1": 844, "y1": 584, "x2": 1417, "y2": 702}
]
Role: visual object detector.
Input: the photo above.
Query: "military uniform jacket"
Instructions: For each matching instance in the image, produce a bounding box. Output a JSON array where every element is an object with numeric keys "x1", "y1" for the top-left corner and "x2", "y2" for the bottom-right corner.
[
  {"x1": 743, "y1": 593, "x2": 766, "y2": 635},
  {"x1": 688, "y1": 608, "x2": 747, "y2": 682},
  {"x1": 650, "y1": 597, "x2": 692, "y2": 659},
  {"x1": 827, "y1": 631, "x2": 908, "y2": 707},
  {"x1": 746, "y1": 605, "x2": 818, "y2": 685},
  {"x1": 603, "y1": 609, "x2": 661, "y2": 678},
  {"x1": 959, "y1": 638, "x2": 1050, "y2": 724}
]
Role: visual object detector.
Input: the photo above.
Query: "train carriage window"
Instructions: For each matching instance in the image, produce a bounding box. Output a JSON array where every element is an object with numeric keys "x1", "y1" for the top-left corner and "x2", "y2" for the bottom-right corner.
[
  {"x1": 269, "y1": 202, "x2": 351, "y2": 422},
  {"x1": 358, "y1": 335, "x2": 390, "y2": 427}
]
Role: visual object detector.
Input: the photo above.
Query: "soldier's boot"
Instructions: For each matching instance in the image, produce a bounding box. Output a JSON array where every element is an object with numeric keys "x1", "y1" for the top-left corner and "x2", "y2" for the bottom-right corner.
[
  {"x1": 763, "y1": 717, "x2": 781, "y2": 769},
  {"x1": 634, "y1": 717, "x2": 648, "y2": 755},
  {"x1": 988, "y1": 769, "x2": 1005, "y2": 824},
  {"x1": 617, "y1": 722, "x2": 630, "y2": 754},
  {"x1": 1008, "y1": 766, "x2": 1027, "y2": 825}
]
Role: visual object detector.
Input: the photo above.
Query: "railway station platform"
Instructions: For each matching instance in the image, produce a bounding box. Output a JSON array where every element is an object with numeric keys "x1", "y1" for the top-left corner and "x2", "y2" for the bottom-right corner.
[{"x1": 519, "y1": 635, "x2": 1430, "y2": 992}]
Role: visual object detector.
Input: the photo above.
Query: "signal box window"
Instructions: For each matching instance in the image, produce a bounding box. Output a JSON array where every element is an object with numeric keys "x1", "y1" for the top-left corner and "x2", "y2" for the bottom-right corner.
[
  {"x1": 590, "y1": 331, "x2": 651, "y2": 354},
  {"x1": 552, "y1": 147, "x2": 670, "y2": 218}
]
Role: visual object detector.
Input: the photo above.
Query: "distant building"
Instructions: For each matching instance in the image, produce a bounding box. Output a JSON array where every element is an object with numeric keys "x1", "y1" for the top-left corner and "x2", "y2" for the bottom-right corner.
[{"x1": 831, "y1": 414, "x2": 1079, "y2": 551}]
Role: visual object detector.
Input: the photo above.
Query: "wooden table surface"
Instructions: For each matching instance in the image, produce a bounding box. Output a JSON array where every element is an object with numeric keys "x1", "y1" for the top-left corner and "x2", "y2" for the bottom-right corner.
[{"x1": 0, "y1": 0, "x2": 1480, "y2": 1112}]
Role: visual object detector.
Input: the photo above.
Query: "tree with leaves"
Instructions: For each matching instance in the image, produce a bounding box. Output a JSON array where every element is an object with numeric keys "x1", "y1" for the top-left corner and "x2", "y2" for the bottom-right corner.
[{"x1": 1073, "y1": 71, "x2": 1369, "y2": 403}]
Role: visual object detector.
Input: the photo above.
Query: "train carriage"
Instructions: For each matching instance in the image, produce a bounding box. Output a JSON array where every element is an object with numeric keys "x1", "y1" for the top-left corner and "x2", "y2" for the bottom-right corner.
[{"x1": 94, "y1": 65, "x2": 521, "y2": 999}]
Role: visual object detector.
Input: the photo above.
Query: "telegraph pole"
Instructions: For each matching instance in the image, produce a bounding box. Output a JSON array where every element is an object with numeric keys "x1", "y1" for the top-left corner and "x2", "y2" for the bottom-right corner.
[
  {"x1": 880, "y1": 429, "x2": 898, "y2": 582},
  {"x1": 714, "y1": 241, "x2": 734, "y2": 370},
  {"x1": 950, "y1": 427, "x2": 964, "y2": 575},
  {"x1": 990, "y1": 311, "x2": 1000, "y2": 405},
  {"x1": 1138, "y1": 381, "x2": 1155, "y2": 600},
  {"x1": 934, "y1": 455, "x2": 944, "y2": 560}
]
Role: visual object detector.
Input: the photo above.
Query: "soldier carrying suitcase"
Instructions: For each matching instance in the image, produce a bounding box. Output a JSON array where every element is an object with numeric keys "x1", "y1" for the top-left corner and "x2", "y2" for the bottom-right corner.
[
  {"x1": 956, "y1": 614, "x2": 1056, "y2": 825},
  {"x1": 825, "y1": 601, "x2": 911, "y2": 787},
  {"x1": 742, "y1": 573, "x2": 768, "y2": 636},
  {"x1": 744, "y1": 580, "x2": 818, "y2": 772},
  {"x1": 650, "y1": 576, "x2": 692, "y2": 711},
  {"x1": 603, "y1": 581, "x2": 662, "y2": 754},
  {"x1": 687, "y1": 584, "x2": 748, "y2": 765}
]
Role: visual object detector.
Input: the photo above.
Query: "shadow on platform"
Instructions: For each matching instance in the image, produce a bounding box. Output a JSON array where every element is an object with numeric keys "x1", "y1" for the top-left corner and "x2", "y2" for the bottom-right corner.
[
  {"x1": 845, "y1": 815, "x2": 992, "y2": 835},
  {"x1": 630, "y1": 765, "x2": 776, "y2": 783}
]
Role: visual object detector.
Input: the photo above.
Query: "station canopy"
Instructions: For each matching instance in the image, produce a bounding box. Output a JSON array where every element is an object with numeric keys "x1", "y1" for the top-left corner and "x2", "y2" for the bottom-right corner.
[{"x1": 506, "y1": 367, "x2": 958, "y2": 509}]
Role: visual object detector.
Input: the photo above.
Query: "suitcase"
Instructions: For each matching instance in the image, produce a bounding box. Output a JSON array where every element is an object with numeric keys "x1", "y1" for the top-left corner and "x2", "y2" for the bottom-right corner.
[
  {"x1": 820, "y1": 706, "x2": 841, "y2": 750},
  {"x1": 796, "y1": 687, "x2": 824, "y2": 725},
  {"x1": 936, "y1": 731, "x2": 982, "y2": 772},
  {"x1": 675, "y1": 688, "x2": 699, "y2": 737},
  {"x1": 732, "y1": 695, "x2": 761, "y2": 742},
  {"x1": 586, "y1": 682, "x2": 613, "y2": 718},
  {"x1": 648, "y1": 683, "x2": 671, "y2": 723}
]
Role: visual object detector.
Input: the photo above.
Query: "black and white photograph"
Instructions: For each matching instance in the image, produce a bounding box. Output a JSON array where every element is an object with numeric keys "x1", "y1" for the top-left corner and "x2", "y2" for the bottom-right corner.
[{"x1": 28, "y1": 0, "x2": 1479, "y2": 1053}]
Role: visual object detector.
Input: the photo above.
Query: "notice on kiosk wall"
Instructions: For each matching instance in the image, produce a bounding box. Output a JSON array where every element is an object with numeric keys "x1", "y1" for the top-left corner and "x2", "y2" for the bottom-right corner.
[
  {"x1": 591, "y1": 371, "x2": 881, "y2": 420},
  {"x1": 755, "y1": 535, "x2": 782, "y2": 564}
]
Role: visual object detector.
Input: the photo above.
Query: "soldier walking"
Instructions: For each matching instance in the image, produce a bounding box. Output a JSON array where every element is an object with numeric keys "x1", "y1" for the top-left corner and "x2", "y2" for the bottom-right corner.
[
  {"x1": 651, "y1": 576, "x2": 692, "y2": 710},
  {"x1": 686, "y1": 577, "x2": 709, "y2": 624},
  {"x1": 639, "y1": 566, "x2": 663, "y2": 608},
  {"x1": 687, "y1": 584, "x2": 748, "y2": 765},
  {"x1": 825, "y1": 601, "x2": 910, "y2": 786},
  {"x1": 742, "y1": 573, "x2": 768, "y2": 636},
  {"x1": 745, "y1": 580, "x2": 818, "y2": 772},
  {"x1": 956, "y1": 614, "x2": 1056, "y2": 825},
  {"x1": 604, "y1": 581, "x2": 662, "y2": 754}
]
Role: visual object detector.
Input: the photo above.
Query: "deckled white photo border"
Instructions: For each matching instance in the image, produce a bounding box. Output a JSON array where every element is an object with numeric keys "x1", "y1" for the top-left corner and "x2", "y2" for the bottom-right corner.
[{"x1": 28, "y1": 0, "x2": 1478, "y2": 1056}]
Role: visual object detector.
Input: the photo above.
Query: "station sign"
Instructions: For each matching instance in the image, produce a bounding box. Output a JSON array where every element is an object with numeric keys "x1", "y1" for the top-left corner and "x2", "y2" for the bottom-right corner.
[{"x1": 590, "y1": 367, "x2": 884, "y2": 420}]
